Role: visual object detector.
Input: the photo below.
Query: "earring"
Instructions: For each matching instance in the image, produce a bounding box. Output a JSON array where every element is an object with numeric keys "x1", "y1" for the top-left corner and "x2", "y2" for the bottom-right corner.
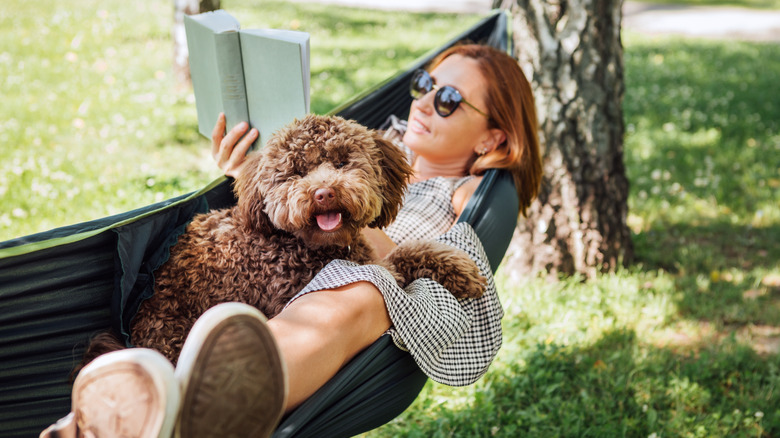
[{"x1": 477, "y1": 147, "x2": 489, "y2": 155}]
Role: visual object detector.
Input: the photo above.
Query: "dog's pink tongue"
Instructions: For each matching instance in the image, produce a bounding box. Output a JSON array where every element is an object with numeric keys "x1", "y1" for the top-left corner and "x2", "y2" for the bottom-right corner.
[{"x1": 316, "y1": 212, "x2": 342, "y2": 231}]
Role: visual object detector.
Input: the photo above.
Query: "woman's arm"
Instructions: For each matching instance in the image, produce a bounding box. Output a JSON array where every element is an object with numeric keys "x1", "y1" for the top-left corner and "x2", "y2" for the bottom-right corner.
[
  {"x1": 452, "y1": 175, "x2": 483, "y2": 220},
  {"x1": 211, "y1": 113, "x2": 258, "y2": 178},
  {"x1": 362, "y1": 227, "x2": 397, "y2": 259}
]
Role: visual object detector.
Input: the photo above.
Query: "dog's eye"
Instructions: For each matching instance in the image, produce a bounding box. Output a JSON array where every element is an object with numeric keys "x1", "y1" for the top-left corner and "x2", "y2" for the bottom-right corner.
[{"x1": 335, "y1": 161, "x2": 348, "y2": 169}]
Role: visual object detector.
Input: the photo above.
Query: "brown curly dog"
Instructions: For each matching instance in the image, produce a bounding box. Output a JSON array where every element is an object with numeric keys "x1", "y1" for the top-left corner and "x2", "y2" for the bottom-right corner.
[{"x1": 82, "y1": 114, "x2": 486, "y2": 367}]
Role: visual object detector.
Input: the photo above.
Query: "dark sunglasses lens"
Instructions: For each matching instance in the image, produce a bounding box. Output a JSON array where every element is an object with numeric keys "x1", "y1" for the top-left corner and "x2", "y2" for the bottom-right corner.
[
  {"x1": 410, "y1": 70, "x2": 432, "y2": 99},
  {"x1": 435, "y1": 86, "x2": 461, "y2": 117}
]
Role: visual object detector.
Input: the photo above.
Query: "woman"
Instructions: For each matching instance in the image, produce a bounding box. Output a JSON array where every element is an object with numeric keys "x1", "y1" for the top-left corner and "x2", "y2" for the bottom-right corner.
[
  {"x1": 215, "y1": 40, "x2": 540, "y2": 394},
  {"x1": 43, "y1": 44, "x2": 542, "y2": 438}
]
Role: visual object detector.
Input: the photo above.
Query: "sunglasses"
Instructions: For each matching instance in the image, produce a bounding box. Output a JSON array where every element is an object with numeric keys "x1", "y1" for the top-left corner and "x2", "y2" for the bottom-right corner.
[{"x1": 409, "y1": 69, "x2": 490, "y2": 119}]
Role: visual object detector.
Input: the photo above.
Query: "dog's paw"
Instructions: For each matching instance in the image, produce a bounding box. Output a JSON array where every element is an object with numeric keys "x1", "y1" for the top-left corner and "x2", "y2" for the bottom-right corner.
[{"x1": 384, "y1": 240, "x2": 487, "y2": 299}]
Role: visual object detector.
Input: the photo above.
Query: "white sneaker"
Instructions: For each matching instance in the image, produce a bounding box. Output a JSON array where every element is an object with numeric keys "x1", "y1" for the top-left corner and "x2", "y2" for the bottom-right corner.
[
  {"x1": 175, "y1": 303, "x2": 288, "y2": 438},
  {"x1": 41, "y1": 348, "x2": 180, "y2": 438}
]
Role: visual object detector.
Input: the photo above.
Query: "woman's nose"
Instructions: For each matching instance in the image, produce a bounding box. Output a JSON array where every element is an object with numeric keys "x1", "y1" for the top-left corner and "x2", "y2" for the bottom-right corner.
[{"x1": 412, "y1": 89, "x2": 435, "y2": 115}]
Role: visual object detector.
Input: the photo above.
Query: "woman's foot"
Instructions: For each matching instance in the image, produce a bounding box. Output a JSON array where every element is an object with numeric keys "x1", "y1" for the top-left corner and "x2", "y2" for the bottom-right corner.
[
  {"x1": 175, "y1": 302, "x2": 288, "y2": 438},
  {"x1": 40, "y1": 348, "x2": 179, "y2": 438}
]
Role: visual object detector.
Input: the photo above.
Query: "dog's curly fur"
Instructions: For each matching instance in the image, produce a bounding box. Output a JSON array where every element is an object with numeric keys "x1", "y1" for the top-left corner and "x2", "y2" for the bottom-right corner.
[{"x1": 82, "y1": 114, "x2": 487, "y2": 367}]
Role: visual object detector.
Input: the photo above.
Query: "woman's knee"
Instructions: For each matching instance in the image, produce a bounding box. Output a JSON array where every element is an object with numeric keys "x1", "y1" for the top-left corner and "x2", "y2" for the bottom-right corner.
[{"x1": 280, "y1": 282, "x2": 389, "y2": 339}]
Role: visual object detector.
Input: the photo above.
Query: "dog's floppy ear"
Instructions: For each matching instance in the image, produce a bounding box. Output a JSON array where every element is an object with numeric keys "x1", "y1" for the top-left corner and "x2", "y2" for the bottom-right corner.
[
  {"x1": 369, "y1": 134, "x2": 413, "y2": 229},
  {"x1": 233, "y1": 152, "x2": 274, "y2": 234}
]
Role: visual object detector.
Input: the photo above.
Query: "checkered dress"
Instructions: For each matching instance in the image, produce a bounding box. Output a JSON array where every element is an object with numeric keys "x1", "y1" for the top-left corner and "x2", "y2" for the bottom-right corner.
[{"x1": 286, "y1": 117, "x2": 504, "y2": 386}]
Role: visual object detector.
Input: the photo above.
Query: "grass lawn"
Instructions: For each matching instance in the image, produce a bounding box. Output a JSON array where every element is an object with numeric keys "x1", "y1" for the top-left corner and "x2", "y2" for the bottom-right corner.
[{"x1": 2, "y1": 0, "x2": 779, "y2": 437}]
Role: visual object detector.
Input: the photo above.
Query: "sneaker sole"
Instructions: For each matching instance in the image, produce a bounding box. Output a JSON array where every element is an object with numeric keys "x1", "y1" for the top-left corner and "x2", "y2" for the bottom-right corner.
[
  {"x1": 71, "y1": 348, "x2": 179, "y2": 438},
  {"x1": 39, "y1": 412, "x2": 76, "y2": 438},
  {"x1": 175, "y1": 303, "x2": 288, "y2": 438}
]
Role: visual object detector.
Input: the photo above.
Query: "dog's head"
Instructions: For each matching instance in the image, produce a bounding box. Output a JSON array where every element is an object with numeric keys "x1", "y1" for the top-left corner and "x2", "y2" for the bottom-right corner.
[{"x1": 234, "y1": 114, "x2": 412, "y2": 248}]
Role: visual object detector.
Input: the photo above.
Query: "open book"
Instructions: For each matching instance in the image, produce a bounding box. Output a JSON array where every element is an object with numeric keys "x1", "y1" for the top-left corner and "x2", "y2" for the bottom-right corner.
[{"x1": 184, "y1": 10, "x2": 310, "y2": 149}]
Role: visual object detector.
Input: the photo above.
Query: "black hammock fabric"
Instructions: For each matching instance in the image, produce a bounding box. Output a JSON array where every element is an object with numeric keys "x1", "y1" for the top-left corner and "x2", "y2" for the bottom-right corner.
[{"x1": 0, "y1": 10, "x2": 515, "y2": 438}]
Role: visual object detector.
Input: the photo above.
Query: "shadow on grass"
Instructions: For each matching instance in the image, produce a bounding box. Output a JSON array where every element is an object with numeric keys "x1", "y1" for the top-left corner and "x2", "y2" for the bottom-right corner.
[
  {"x1": 634, "y1": 222, "x2": 780, "y2": 273},
  {"x1": 379, "y1": 329, "x2": 779, "y2": 437},
  {"x1": 633, "y1": 221, "x2": 780, "y2": 328}
]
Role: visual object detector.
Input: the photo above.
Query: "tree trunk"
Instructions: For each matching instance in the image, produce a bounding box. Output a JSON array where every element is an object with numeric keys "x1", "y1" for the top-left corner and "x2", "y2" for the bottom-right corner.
[
  {"x1": 173, "y1": 0, "x2": 221, "y2": 90},
  {"x1": 496, "y1": 0, "x2": 634, "y2": 277}
]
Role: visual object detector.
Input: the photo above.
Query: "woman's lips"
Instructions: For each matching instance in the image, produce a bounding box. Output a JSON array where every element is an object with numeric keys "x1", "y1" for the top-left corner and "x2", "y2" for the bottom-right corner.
[{"x1": 409, "y1": 117, "x2": 430, "y2": 134}]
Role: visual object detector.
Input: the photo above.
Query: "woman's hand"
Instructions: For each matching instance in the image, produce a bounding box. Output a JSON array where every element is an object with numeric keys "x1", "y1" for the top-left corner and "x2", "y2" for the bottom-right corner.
[{"x1": 211, "y1": 113, "x2": 259, "y2": 178}]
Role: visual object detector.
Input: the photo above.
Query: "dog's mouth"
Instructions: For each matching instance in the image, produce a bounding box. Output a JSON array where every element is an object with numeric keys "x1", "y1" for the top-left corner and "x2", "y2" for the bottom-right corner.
[{"x1": 315, "y1": 211, "x2": 343, "y2": 232}]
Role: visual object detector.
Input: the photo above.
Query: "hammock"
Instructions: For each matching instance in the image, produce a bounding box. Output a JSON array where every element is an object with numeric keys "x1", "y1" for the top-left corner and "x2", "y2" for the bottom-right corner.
[{"x1": 0, "y1": 10, "x2": 515, "y2": 438}]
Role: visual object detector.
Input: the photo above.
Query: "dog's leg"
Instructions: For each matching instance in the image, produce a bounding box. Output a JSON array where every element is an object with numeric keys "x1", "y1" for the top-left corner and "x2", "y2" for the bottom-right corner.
[
  {"x1": 131, "y1": 313, "x2": 193, "y2": 364},
  {"x1": 384, "y1": 240, "x2": 487, "y2": 299}
]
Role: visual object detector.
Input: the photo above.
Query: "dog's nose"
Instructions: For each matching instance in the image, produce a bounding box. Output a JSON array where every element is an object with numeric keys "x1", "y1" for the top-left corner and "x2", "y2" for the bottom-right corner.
[{"x1": 314, "y1": 187, "x2": 336, "y2": 205}]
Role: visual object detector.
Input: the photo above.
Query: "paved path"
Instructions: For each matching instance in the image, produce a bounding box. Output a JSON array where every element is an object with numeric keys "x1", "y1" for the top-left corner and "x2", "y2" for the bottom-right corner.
[
  {"x1": 288, "y1": 0, "x2": 493, "y2": 13},
  {"x1": 623, "y1": 2, "x2": 780, "y2": 41},
  {"x1": 288, "y1": 0, "x2": 780, "y2": 41}
]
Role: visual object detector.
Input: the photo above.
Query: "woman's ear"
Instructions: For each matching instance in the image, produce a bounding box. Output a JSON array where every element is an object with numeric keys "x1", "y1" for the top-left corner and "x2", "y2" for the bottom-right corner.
[{"x1": 476, "y1": 128, "x2": 506, "y2": 155}]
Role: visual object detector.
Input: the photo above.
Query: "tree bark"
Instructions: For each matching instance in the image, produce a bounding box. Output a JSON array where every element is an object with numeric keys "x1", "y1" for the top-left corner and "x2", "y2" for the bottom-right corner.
[
  {"x1": 496, "y1": 0, "x2": 634, "y2": 277},
  {"x1": 173, "y1": 0, "x2": 221, "y2": 90}
]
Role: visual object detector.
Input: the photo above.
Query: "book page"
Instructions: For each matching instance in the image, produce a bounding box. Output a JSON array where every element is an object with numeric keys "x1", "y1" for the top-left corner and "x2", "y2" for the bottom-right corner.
[
  {"x1": 185, "y1": 11, "x2": 248, "y2": 139},
  {"x1": 239, "y1": 29, "x2": 311, "y2": 147}
]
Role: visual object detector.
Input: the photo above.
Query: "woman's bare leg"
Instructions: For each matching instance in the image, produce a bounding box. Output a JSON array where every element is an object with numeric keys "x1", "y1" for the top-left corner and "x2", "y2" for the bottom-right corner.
[{"x1": 267, "y1": 281, "x2": 391, "y2": 412}]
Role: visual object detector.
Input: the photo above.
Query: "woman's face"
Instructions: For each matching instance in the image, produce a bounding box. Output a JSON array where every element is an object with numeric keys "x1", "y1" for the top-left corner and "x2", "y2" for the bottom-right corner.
[{"x1": 402, "y1": 54, "x2": 492, "y2": 167}]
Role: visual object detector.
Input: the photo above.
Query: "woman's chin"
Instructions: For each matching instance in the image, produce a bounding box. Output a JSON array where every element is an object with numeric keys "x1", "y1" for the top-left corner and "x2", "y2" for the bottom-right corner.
[{"x1": 402, "y1": 132, "x2": 427, "y2": 150}]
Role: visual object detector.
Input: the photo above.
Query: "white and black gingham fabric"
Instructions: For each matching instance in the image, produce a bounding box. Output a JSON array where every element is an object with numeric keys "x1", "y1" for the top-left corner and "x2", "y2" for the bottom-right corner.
[
  {"x1": 384, "y1": 176, "x2": 474, "y2": 243},
  {"x1": 292, "y1": 222, "x2": 503, "y2": 386}
]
